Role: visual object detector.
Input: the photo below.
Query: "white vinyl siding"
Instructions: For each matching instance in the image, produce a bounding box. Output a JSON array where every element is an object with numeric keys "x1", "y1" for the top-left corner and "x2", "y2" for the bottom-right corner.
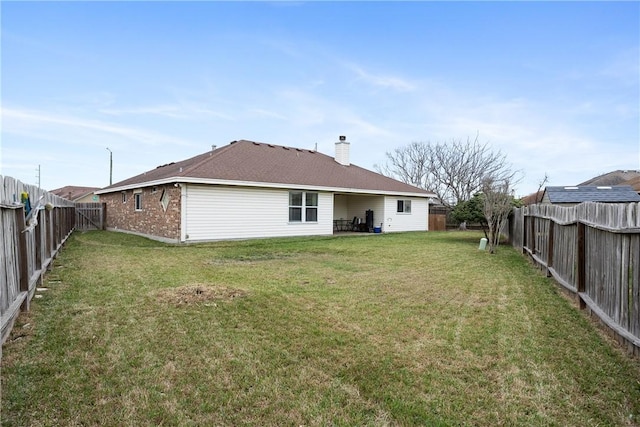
[
  {"x1": 383, "y1": 197, "x2": 428, "y2": 232},
  {"x1": 182, "y1": 185, "x2": 333, "y2": 242}
]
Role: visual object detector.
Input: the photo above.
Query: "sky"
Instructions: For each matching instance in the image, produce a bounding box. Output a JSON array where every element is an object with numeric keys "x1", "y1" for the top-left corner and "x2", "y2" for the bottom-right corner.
[{"x1": 1, "y1": 1, "x2": 639, "y2": 197}]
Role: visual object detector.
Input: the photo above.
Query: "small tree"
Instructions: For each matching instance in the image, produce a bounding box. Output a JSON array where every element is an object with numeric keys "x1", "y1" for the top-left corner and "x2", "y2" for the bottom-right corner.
[
  {"x1": 451, "y1": 193, "x2": 489, "y2": 238},
  {"x1": 481, "y1": 177, "x2": 520, "y2": 253}
]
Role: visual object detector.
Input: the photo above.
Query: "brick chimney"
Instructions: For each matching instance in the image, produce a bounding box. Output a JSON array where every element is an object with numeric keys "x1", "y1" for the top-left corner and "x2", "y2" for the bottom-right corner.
[{"x1": 335, "y1": 135, "x2": 350, "y2": 166}]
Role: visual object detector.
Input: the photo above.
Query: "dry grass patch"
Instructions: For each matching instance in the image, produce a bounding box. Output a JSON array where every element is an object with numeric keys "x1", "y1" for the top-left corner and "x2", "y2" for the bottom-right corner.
[{"x1": 154, "y1": 284, "x2": 247, "y2": 306}]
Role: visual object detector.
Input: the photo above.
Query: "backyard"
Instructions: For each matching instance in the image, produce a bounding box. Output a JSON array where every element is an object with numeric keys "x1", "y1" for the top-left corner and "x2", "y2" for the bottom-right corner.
[{"x1": 2, "y1": 230, "x2": 639, "y2": 426}]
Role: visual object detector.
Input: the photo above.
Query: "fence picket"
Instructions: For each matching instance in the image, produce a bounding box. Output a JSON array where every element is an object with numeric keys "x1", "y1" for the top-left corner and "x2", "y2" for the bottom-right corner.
[{"x1": 0, "y1": 175, "x2": 75, "y2": 348}]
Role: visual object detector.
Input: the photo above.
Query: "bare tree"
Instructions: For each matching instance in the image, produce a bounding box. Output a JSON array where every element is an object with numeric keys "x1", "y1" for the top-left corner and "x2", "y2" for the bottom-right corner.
[
  {"x1": 375, "y1": 141, "x2": 430, "y2": 189},
  {"x1": 375, "y1": 134, "x2": 516, "y2": 207},
  {"x1": 482, "y1": 177, "x2": 517, "y2": 253}
]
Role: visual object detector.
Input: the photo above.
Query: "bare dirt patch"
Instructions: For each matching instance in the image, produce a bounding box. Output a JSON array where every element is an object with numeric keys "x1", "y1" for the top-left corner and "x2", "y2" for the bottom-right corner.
[{"x1": 154, "y1": 284, "x2": 247, "y2": 306}]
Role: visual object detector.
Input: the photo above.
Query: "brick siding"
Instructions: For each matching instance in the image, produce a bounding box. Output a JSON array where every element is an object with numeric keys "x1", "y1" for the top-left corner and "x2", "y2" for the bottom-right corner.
[{"x1": 101, "y1": 185, "x2": 181, "y2": 241}]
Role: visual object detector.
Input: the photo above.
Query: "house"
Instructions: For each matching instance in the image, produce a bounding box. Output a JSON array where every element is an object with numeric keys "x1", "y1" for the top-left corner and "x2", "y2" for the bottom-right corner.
[
  {"x1": 50, "y1": 185, "x2": 100, "y2": 202},
  {"x1": 541, "y1": 185, "x2": 640, "y2": 206},
  {"x1": 95, "y1": 137, "x2": 436, "y2": 243},
  {"x1": 520, "y1": 190, "x2": 544, "y2": 206}
]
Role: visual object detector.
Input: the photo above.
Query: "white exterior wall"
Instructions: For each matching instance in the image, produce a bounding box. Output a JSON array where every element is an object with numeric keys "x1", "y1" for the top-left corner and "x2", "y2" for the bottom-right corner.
[
  {"x1": 347, "y1": 195, "x2": 385, "y2": 228},
  {"x1": 383, "y1": 196, "x2": 428, "y2": 232},
  {"x1": 182, "y1": 185, "x2": 333, "y2": 242},
  {"x1": 334, "y1": 195, "x2": 349, "y2": 220}
]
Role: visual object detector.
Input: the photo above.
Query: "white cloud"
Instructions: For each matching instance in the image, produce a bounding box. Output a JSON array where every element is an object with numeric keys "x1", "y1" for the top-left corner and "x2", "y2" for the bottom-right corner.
[
  {"x1": 99, "y1": 103, "x2": 235, "y2": 120},
  {"x1": 246, "y1": 108, "x2": 288, "y2": 120},
  {"x1": 2, "y1": 107, "x2": 199, "y2": 147},
  {"x1": 345, "y1": 63, "x2": 416, "y2": 92}
]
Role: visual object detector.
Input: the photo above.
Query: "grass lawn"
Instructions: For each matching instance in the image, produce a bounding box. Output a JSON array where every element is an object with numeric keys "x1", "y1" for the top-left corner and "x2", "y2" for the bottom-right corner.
[{"x1": 2, "y1": 230, "x2": 639, "y2": 426}]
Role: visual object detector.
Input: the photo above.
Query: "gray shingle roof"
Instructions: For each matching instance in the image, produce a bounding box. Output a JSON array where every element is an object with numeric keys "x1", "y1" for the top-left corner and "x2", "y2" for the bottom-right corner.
[
  {"x1": 544, "y1": 186, "x2": 640, "y2": 203},
  {"x1": 98, "y1": 140, "x2": 433, "y2": 196}
]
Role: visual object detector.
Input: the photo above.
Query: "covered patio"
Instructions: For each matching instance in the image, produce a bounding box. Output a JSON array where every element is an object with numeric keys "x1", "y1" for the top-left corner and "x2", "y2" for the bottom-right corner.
[{"x1": 332, "y1": 193, "x2": 384, "y2": 233}]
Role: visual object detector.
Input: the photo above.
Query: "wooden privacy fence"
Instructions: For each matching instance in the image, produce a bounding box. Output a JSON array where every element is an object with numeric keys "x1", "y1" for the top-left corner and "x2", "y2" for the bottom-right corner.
[
  {"x1": 1, "y1": 176, "x2": 75, "y2": 349},
  {"x1": 509, "y1": 202, "x2": 640, "y2": 355},
  {"x1": 76, "y1": 202, "x2": 106, "y2": 231}
]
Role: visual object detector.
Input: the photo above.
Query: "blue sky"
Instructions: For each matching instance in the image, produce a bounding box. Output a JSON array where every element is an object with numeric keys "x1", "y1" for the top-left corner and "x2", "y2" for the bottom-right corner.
[{"x1": 1, "y1": 1, "x2": 638, "y2": 196}]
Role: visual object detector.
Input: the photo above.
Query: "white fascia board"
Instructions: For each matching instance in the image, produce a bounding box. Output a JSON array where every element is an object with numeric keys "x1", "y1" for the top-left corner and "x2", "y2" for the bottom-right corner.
[
  {"x1": 95, "y1": 177, "x2": 183, "y2": 194},
  {"x1": 95, "y1": 176, "x2": 435, "y2": 199}
]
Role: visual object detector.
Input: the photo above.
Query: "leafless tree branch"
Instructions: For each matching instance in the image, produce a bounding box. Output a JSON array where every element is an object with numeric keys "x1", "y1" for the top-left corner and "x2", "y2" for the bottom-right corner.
[{"x1": 376, "y1": 134, "x2": 518, "y2": 207}]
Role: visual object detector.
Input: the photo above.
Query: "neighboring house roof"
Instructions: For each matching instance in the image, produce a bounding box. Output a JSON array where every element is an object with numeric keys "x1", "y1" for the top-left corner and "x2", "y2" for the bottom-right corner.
[
  {"x1": 521, "y1": 190, "x2": 544, "y2": 206},
  {"x1": 543, "y1": 185, "x2": 640, "y2": 204},
  {"x1": 578, "y1": 170, "x2": 640, "y2": 186},
  {"x1": 97, "y1": 140, "x2": 433, "y2": 197},
  {"x1": 50, "y1": 185, "x2": 100, "y2": 201}
]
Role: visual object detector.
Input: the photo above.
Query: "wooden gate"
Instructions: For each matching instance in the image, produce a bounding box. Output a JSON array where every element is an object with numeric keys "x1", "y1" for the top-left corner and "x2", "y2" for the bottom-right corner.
[{"x1": 75, "y1": 203, "x2": 106, "y2": 230}]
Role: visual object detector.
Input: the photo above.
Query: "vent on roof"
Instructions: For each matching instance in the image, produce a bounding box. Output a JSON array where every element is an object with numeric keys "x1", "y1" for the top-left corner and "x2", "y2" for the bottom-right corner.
[
  {"x1": 296, "y1": 148, "x2": 302, "y2": 152},
  {"x1": 268, "y1": 144, "x2": 274, "y2": 147},
  {"x1": 283, "y1": 146, "x2": 290, "y2": 150},
  {"x1": 156, "y1": 162, "x2": 175, "y2": 169},
  {"x1": 253, "y1": 142, "x2": 260, "y2": 146},
  {"x1": 564, "y1": 186, "x2": 579, "y2": 190}
]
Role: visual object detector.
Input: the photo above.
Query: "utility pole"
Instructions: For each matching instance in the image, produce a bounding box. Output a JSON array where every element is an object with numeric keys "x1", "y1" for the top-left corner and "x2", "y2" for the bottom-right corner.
[
  {"x1": 36, "y1": 165, "x2": 41, "y2": 188},
  {"x1": 106, "y1": 147, "x2": 113, "y2": 186}
]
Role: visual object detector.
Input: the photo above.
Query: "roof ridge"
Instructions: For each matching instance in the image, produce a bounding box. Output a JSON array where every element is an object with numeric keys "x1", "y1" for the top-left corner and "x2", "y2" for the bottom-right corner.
[{"x1": 176, "y1": 142, "x2": 237, "y2": 176}]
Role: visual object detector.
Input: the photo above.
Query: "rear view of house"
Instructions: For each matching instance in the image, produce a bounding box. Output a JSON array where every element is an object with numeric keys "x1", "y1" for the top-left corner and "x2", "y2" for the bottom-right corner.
[{"x1": 95, "y1": 137, "x2": 436, "y2": 242}]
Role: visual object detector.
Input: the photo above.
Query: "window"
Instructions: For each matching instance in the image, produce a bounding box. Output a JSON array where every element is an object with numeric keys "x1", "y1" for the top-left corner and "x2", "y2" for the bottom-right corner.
[
  {"x1": 160, "y1": 189, "x2": 170, "y2": 212},
  {"x1": 289, "y1": 191, "x2": 318, "y2": 222},
  {"x1": 134, "y1": 193, "x2": 142, "y2": 211},
  {"x1": 122, "y1": 192, "x2": 127, "y2": 203},
  {"x1": 397, "y1": 199, "x2": 412, "y2": 213},
  {"x1": 305, "y1": 192, "x2": 318, "y2": 222},
  {"x1": 289, "y1": 192, "x2": 302, "y2": 221}
]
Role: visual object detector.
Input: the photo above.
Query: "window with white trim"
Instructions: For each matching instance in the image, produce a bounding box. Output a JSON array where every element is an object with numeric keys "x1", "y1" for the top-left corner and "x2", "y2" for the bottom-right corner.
[
  {"x1": 160, "y1": 189, "x2": 170, "y2": 212},
  {"x1": 397, "y1": 199, "x2": 411, "y2": 214},
  {"x1": 134, "y1": 193, "x2": 142, "y2": 211},
  {"x1": 289, "y1": 191, "x2": 318, "y2": 222}
]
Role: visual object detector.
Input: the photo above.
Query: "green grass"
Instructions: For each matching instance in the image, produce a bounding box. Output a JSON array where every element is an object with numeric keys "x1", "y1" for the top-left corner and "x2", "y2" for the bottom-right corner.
[{"x1": 2, "y1": 231, "x2": 639, "y2": 426}]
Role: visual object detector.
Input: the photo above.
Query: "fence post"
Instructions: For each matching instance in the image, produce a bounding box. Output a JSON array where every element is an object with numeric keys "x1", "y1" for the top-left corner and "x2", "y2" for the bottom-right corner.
[
  {"x1": 577, "y1": 221, "x2": 586, "y2": 309},
  {"x1": 46, "y1": 208, "x2": 53, "y2": 259},
  {"x1": 34, "y1": 212, "x2": 42, "y2": 272},
  {"x1": 522, "y1": 215, "x2": 531, "y2": 254},
  {"x1": 547, "y1": 220, "x2": 555, "y2": 277},
  {"x1": 529, "y1": 215, "x2": 536, "y2": 254},
  {"x1": 15, "y1": 207, "x2": 30, "y2": 311}
]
